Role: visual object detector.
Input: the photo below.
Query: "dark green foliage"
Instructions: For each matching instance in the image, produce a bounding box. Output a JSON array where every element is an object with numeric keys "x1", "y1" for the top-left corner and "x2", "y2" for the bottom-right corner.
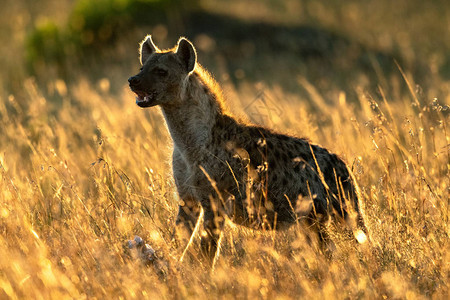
[
  {"x1": 25, "y1": 20, "x2": 67, "y2": 71},
  {"x1": 25, "y1": 0, "x2": 199, "y2": 73}
]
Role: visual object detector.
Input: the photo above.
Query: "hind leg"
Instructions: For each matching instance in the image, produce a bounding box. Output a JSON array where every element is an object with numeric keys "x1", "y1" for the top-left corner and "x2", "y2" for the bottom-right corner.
[
  {"x1": 316, "y1": 219, "x2": 336, "y2": 258},
  {"x1": 306, "y1": 214, "x2": 336, "y2": 258}
]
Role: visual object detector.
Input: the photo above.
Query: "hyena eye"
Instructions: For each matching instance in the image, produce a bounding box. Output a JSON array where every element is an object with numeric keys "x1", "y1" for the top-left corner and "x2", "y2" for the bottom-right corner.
[
  {"x1": 139, "y1": 67, "x2": 143, "y2": 71},
  {"x1": 155, "y1": 68, "x2": 168, "y2": 76}
]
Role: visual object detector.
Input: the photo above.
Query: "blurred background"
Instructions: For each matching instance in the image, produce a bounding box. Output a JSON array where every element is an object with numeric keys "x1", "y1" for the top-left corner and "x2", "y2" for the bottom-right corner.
[{"x1": 1, "y1": 0, "x2": 449, "y2": 106}]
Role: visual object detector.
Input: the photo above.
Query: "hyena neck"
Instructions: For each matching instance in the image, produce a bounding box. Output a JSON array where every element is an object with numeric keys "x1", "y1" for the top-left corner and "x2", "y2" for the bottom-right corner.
[{"x1": 161, "y1": 68, "x2": 226, "y2": 160}]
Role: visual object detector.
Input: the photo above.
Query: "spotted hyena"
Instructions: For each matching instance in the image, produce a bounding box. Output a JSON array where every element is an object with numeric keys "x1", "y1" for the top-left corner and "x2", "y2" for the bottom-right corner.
[{"x1": 128, "y1": 36, "x2": 368, "y2": 264}]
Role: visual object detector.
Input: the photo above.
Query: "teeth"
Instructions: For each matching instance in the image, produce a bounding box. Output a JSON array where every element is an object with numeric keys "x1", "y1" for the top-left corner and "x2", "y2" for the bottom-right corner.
[
  {"x1": 135, "y1": 92, "x2": 152, "y2": 103},
  {"x1": 136, "y1": 95, "x2": 151, "y2": 103}
]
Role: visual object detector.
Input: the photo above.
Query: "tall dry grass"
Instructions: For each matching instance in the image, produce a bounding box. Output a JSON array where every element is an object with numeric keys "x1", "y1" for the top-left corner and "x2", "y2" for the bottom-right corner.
[{"x1": 0, "y1": 64, "x2": 448, "y2": 298}]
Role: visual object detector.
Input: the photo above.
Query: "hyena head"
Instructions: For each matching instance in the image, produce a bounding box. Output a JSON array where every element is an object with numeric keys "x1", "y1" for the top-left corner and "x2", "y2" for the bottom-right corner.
[{"x1": 128, "y1": 35, "x2": 197, "y2": 107}]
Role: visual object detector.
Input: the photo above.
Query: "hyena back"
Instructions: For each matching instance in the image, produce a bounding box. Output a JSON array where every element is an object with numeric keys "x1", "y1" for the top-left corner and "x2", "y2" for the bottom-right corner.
[{"x1": 128, "y1": 36, "x2": 368, "y2": 262}]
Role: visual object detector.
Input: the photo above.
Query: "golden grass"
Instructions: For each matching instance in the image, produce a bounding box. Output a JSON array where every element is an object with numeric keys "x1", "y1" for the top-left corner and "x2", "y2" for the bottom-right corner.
[{"x1": 0, "y1": 67, "x2": 448, "y2": 298}]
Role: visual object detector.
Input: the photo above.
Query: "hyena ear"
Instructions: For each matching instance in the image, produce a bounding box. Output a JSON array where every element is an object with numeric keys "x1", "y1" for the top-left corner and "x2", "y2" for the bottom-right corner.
[
  {"x1": 140, "y1": 35, "x2": 159, "y2": 65},
  {"x1": 176, "y1": 38, "x2": 197, "y2": 74}
]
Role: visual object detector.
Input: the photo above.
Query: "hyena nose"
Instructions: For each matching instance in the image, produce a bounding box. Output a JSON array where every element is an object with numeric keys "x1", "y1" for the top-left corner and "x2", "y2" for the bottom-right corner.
[{"x1": 128, "y1": 76, "x2": 140, "y2": 85}]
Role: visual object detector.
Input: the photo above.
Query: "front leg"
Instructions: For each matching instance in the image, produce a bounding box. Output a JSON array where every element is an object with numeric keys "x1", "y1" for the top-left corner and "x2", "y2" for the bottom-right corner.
[
  {"x1": 175, "y1": 191, "x2": 224, "y2": 266},
  {"x1": 174, "y1": 197, "x2": 202, "y2": 247},
  {"x1": 175, "y1": 151, "x2": 227, "y2": 265},
  {"x1": 172, "y1": 149, "x2": 202, "y2": 248},
  {"x1": 200, "y1": 208, "x2": 225, "y2": 265}
]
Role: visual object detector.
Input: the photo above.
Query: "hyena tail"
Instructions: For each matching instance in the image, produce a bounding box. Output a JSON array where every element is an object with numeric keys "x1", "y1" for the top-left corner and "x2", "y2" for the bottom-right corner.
[
  {"x1": 350, "y1": 177, "x2": 370, "y2": 244},
  {"x1": 354, "y1": 207, "x2": 369, "y2": 244},
  {"x1": 339, "y1": 167, "x2": 369, "y2": 244}
]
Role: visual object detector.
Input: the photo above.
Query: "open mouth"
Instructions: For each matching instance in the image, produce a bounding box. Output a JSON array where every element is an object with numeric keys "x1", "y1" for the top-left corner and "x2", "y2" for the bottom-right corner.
[{"x1": 134, "y1": 90, "x2": 156, "y2": 108}]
